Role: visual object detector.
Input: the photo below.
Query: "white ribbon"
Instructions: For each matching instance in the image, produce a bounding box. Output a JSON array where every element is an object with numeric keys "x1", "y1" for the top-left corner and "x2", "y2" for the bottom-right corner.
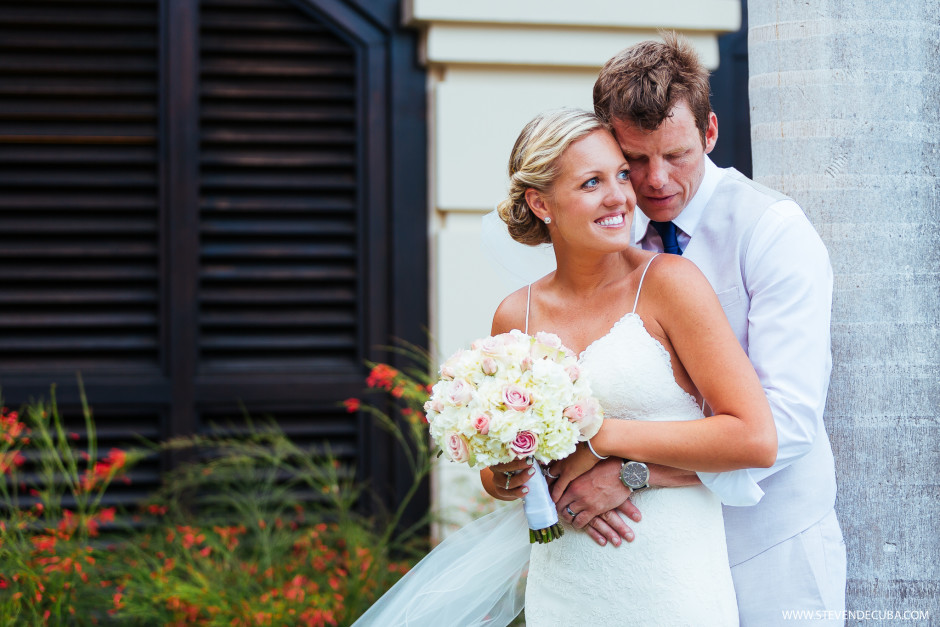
[{"x1": 522, "y1": 465, "x2": 558, "y2": 531}]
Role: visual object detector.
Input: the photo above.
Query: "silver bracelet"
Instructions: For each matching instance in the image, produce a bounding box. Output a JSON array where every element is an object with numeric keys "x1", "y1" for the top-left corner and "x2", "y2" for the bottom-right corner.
[{"x1": 586, "y1": 439, "x2": 608, "y2": 460}]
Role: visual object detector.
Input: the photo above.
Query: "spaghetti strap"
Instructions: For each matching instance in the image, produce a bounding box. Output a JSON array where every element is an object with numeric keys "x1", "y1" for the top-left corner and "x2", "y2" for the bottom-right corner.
[
  {"x1": 632, "y1": 254, "x2": 661, "y2": 314},
  {"x1": 524, "y1": 283, "x2": 532, "y2": 334}
]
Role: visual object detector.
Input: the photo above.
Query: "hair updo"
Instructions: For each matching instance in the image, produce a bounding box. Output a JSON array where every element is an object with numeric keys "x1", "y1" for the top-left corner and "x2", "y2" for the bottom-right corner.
[{"x1": 497, "y1": 108, "x2": 608, "y2": 246}]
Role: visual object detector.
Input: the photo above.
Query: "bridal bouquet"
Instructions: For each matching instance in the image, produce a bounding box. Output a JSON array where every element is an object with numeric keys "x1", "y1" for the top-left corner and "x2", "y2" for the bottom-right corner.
[{"x1": 424, "y1": 330, "x2": 603, "y2": 543}]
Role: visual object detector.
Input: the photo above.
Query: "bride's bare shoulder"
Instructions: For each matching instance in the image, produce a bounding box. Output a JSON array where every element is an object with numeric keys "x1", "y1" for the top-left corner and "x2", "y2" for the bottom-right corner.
[
  {"x1": 647, "y1": 253, "x2": 708, "y2": 287},
  {"x1": 491, "y1": 286, "x2": 530, "y2": 335},
  {"x1": 641, "y1": 253, "x2": 721, "y2": 314}
]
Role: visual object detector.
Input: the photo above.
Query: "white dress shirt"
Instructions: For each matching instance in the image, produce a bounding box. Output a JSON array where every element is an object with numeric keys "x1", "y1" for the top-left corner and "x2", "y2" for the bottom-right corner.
[{"x1": 634, "y1": 157, "x2": 835, "y2": 515}]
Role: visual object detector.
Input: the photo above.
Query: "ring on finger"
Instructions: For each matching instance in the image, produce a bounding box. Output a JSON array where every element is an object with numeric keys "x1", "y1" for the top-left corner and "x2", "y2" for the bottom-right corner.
[
  {"x1": 504, "y1": 472, "x2": 513, "y2": 490},
  {"x1": 544, "y1": 467, "x2": 559, "y2": 479},
  {"x1": 565, "y1": 505, "x2": 577, "y2": 519}
]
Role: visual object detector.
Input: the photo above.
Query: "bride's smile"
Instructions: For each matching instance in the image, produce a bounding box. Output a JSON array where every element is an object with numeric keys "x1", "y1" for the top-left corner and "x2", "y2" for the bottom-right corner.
[{"x1": 594, "y1": 212, "x2": 626, "y2": 227}]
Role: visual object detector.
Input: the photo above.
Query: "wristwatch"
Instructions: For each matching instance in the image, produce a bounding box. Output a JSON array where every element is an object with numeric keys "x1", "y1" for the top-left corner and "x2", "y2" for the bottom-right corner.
[{"x1": 620, "y1": 460, "x2": 650, "y2": 492}]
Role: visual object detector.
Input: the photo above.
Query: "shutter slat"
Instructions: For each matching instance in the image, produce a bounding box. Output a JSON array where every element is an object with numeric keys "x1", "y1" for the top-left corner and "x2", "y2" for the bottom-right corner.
[
  {"x1": 202, "y1": 311, "x2": 353, "y2": 326},
  {"x1": 203, "y1": 58, "x2": 354, "y2": 76},
  {"x1": 0, "y1": 264, "x2": 156, "y2": 280},
  {"x1": 201, "y1": 34, "x2": 349, "y2": 55},
  {"x1": 0, "y1": 170, "x2": 156, "y2": 187},
  {"x1": 0, "y1": 55, "x2": 156, "y2": 75},
  {"x1": 200, "y1": 286, "x2": 355, "y2": 304},
  {"x1": 0, "y1": 145, "x2": 157, "y2": 163},
  {"x1": 0, "y1": 336, "x2": 157, "y2": 351},
  {"x1": 0, "y1": 217, "x2": 155, "y2": 233},
  {"x1": 201, "y1": 128, "x2": 354, "y2": 143},
  {"x1": 0, "y1": 288, "x2": 156, "y2": 304},
  {"x1": 200, "y1": 243, "x2": 355, "y2": 258},
  {"x1": 201, "y1": 334, "x2": 354, "y2": 349},
  {"x1": 0, "y1": 313, "x2": 157, "y2": 327},
  {"x1": 0, "y1": 77, "x2": 156, "y2": 97},
  {"x1": 201, "y1": 269, "x2": 356, "y2": 282},
  {"x1": 200, "y1": 173, "x2": 356, "y2": 189},
  {"x1": 0, "y1": 193, "x2": 156, "y2": 210},
  {"x1": 200, "y1": 195, "x2": 354, "y2": 212},
  {"x1": 200, "y1": 102, "x2": 354, "y2": 122},
  {"x1": 0, "y1": 7, "x2": 157, "y2": 28},
  {"x1": 201, "y1": 82, "x2": 354, "y2": 100},
  {"x1": 202, "y1": 218, "x2": 355, "y2": 235},
  {"x1": 0, "y1": 32, "x2": 158, "y2": 52},
  {"x1": 0, "y1": 242, "x2": 157, "y2": 257}
]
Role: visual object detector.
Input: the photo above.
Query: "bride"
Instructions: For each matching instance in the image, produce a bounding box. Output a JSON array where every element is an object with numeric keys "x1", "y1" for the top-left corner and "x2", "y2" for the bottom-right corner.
[
  {"x1": 352, "y1": 108, "x2": 775, "y2": 627},
  {"x1": 480, "y1": 108, "x2": 776, "y2": 626}
]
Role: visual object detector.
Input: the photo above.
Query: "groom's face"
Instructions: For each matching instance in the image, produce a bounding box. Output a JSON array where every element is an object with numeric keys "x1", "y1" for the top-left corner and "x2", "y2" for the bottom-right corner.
[{"x1": 610, "y1": 101, "x2": 718, "y2": 223}]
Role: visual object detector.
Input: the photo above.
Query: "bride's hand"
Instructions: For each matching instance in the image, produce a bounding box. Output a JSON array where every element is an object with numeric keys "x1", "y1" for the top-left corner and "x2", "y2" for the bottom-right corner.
[
  {"x1": 481, "y1": 457, "x2": 536, "y2": 501},
  {"x1": 548, "y1": 442, "x2": 601, "y2": 502}
]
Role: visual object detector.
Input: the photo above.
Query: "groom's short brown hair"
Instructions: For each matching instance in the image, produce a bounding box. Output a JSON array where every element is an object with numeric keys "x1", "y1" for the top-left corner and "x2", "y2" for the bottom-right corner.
[{"x1": 593, "y1": 31, "x2": 712, "y2": 146}]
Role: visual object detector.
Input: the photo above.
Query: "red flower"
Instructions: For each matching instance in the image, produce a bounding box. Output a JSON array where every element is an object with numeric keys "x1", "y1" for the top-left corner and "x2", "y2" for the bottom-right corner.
[
  {"x1": 0, "y1": 452, "x2": 25, "y2": 475},
  {"x1": 0, "y1": 411, "x2": 25, "y2": 444},
  {"x1": 342, "y1": 398, "x2": 360, "y2": 413},
  {"x1": 366, "y1": 364, "x2": 398, "y2": 390},
  {"x1": 79, "y1": 448, "x2": 129, "y2": 492}
]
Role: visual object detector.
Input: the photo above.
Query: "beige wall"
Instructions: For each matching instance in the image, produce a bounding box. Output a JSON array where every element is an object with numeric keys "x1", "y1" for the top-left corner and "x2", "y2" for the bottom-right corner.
[{"x1": 403, "y1": 0, "x2": 741, "y2": 534}]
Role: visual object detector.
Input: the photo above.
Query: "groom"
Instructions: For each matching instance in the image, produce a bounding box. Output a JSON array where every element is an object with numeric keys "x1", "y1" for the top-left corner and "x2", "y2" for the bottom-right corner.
[{"x1": 557, "y1": 33, "x2": 847, "y2": 624}]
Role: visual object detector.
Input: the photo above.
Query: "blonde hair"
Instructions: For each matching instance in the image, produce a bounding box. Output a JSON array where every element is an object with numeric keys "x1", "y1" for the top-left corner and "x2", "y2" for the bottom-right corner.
[{"x1": 497, "y1": 108, "x2": 607, "y2": 246}]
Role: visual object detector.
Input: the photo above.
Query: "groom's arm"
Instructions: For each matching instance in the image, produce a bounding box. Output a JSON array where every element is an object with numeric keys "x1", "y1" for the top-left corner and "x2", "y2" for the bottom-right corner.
[{"x1": 555, "y1": 460, "x2": 699, "y2": 546}]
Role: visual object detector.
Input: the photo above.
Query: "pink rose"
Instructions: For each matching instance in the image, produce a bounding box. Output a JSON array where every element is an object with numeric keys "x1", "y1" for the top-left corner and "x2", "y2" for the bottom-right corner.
[
  {"x1": 447, "y1": 379, "x2": 473, "y2": 406},
  {"x1": 502, "y1": 385, "x2": 531, "y2": 411},
  {"x1": 471, "y1": 413, "x2": 490, "y2": 434},
  {"x1": 446, "y1": 433, "x2": 469, "y2": 463},
  {"x1": 440, "y1": 350, "x2": 464, "y2": 380},
  {"x1": 565, "y1": 364, "x2": 581, "y2": 382},
  {"x1": 566, "y1": 399, "x2": 603, "y2": 439},
  {"x1": 520, "y1": 356, "x2": 533, "y2": 372},
  {"x1": 563, "y1": 402, "x2": 588, "y2": 423},
  {"x1": 535, "y1": 331, "x2": 563, "y2": 349},
  {"x1": 424, "y1": 398, "x2": 444, "y2": 414},
  {"x1": 495, "y1": 332, "x2": 521, "y2": 346},
  {"x1": 473, "y1": 336, "x2": 504, "y2": 356},
  {"x1": 509, "y1": 431, "x2": 538, "y2": 458},
  {"x1": 481, "y1": 357, "x2": 498, "y2": 375}
]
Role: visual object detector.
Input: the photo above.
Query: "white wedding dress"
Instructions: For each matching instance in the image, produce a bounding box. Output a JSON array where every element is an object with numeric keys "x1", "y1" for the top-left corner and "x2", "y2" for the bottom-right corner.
[
  {"x1": 524, "y1": 257, "x2": 738, "y2": 626},
  {"x1": 353, "y1": 256, "x2": 738, "y2": 627}
]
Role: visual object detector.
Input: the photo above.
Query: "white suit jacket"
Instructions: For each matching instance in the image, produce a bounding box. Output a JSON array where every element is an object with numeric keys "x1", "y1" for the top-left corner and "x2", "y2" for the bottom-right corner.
[{"x1": 634, "y1": 157, "x2": 837, "y2": 564}]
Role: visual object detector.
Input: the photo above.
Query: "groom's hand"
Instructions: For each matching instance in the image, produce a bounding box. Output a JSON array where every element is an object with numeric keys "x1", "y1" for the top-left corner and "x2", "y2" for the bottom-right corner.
[
  {"x1": 554, "y1": 458, "x2": 637, "y2": 546},
  {"x1": 556, "y1": 462, "x2": 704, "y2": 547}
]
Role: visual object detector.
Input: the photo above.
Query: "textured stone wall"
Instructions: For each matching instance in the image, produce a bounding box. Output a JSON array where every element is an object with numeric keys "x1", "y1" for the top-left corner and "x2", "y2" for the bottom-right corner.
[{"x1": 748, "y1": 1, "x2": 940, "y2": 619}]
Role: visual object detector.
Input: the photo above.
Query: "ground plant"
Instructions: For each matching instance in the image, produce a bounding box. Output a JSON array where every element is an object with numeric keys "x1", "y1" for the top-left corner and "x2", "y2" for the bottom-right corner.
[{"x1": 0, "y1": 355, "x2": 433, "y2": 626}]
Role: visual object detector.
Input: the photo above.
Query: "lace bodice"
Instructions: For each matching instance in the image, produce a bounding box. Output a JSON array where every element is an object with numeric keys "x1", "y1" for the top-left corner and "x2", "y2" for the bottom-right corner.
[{"x1": 578, "y1": 311, "x2": 704, "y2": 425}]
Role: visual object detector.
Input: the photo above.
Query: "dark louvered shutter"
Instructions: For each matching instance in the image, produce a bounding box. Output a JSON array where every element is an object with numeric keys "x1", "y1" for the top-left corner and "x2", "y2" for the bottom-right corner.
[
  {"x1": 0, "y1": 0, "x2": 428, "y2": 516},
  {"x1": 199, "y1": 0, "x2": 359, "y2": 373},
  {"x1": 0, "y1": 0, "x2": 161, "y2": 374}
]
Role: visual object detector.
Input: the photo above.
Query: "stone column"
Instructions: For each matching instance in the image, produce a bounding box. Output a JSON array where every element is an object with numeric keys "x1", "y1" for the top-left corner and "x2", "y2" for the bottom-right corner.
[{"x1": 749, "y1": 1, "x2": 940, "y2": 614}]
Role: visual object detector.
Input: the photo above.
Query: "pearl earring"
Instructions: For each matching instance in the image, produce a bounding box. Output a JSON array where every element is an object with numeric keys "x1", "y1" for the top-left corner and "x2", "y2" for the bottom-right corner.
[{"x1": 544, "y1": 217, "x2": 552, "y2": 224}]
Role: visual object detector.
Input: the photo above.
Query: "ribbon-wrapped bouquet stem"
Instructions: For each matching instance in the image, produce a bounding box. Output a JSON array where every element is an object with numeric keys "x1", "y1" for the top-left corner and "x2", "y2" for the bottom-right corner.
[{"x1": 425, "y1": 330, "x2": 603, "y2": 544}]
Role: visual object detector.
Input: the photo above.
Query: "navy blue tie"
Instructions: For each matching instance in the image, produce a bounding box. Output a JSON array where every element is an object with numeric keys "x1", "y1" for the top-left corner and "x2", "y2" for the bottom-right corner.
[{"x1": 650, "y1": 221, "x2": 683, "y2": 255}]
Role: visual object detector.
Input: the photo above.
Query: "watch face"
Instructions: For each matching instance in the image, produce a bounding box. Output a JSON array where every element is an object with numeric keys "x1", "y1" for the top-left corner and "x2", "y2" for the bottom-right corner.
[{"x1": 622, "y1": 462, "x2": 649, "y2": 489}]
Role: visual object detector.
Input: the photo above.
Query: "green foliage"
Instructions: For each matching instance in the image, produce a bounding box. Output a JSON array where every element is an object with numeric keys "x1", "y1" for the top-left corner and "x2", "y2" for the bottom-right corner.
[{"x1": 0, "y1": 355, "x2": 434, "y2": 626}]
